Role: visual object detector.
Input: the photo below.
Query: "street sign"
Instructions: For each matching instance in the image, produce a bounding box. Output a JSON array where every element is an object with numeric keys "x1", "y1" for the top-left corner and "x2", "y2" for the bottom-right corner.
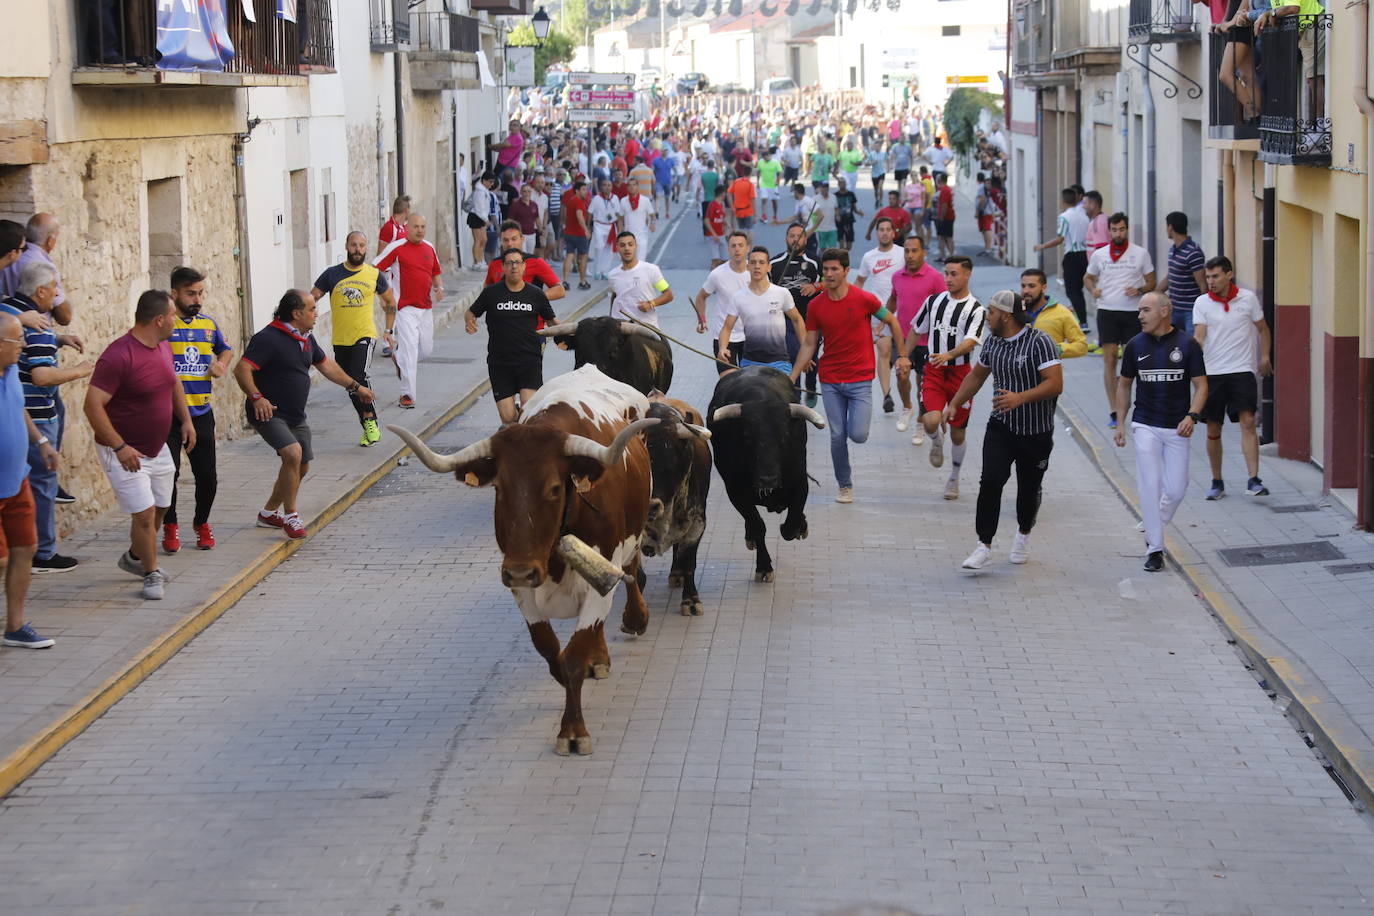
[
  {"x1": 946, "y1": 75, "x2": 989, "y2": 85},
  {"x1": 568, "y1": 88, "x2": 636, "y2": 105},
  {"x1": 568, "y1": 71, "x2": 635, "y2": 86},
  {"x1": 566, "y1": 108, "x2": 637, "y2": 123},
  {"x1": 884, "y1": 72, "x2": 918, "y2": 83}
]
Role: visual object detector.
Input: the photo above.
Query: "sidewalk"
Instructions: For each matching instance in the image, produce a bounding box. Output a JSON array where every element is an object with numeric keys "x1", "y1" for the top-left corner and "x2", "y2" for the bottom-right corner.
[
  {"x1": 0, "y1": 216, "x2": 679, "y2": 794},
  {"x1": 941, "y1": 178, "x2": 1374, "y2": 812}
]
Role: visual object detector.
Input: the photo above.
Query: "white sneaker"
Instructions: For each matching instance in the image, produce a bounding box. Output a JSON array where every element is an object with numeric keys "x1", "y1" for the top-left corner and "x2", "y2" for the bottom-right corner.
[
  {"x1": 961, "y1": 543, "x2": 992, "y2": 570},
  {"x1": 944, "y1": 478, "x2": 959, "y2": 500},
  {"x1": 835, "y1": 487, "x2": 854, "y2": 504},
  {"x1": 1134, "y1": 519, "x2": 1146, "y2": 532},
  {"x1": 896, "y1": 407, "x2": 914, "y2": 432},
  {"x1": 1010, "y1": 531, "x2": 1030, "y2": 564},
  {"x1": 929, "y1": 436, "x2": 944, "y2": 468},
  {"x1": 911, "y1": 431, "x2": 924, "y2": 446}
]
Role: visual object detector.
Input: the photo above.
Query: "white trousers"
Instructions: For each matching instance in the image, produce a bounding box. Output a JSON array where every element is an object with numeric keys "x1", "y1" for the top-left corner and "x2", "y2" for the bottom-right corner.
[
  {"x1": 591, "y1": 223, "x2": 617, "y2": 276},
  {"x1": 1132, "y1": 422, "x2": 1191, "y2": 554},
  {"x1": 395, "y1": 306, "x2": 434, "y2": 400}
]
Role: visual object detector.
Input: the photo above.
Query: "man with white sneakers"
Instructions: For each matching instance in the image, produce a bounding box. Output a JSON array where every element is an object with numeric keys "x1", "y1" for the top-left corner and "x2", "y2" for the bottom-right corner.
[{"x1": 855, "y1": 217, "x2": 903, "y2": 416}]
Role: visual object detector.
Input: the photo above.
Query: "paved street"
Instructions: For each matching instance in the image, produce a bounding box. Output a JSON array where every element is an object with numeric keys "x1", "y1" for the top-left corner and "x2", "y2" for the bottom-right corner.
[{"x1": 2, "y1": 209, "x2": 1373, "y2": 915}]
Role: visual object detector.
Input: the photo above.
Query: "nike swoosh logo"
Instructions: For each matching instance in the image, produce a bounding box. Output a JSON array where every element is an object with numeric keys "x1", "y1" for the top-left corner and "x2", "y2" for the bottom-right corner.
[{"x1": 1137, "y1": 355, "x2": 1149, "y2": 361}]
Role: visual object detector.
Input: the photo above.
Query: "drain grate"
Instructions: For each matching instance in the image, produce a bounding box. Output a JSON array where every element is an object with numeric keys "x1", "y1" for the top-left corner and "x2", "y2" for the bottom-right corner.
[
  {"x1": 1218, "y1": 541, "x2": 1346, "y2": 568},
  {"x1": 1270, "y1": 503, "x2": 1321, "y2": 513},
  {"x1": 1327, "y1": 562, "x2": 1374, "y2": 576}
]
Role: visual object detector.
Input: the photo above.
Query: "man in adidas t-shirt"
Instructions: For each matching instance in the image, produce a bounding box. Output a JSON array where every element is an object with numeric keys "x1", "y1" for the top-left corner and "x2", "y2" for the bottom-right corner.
[
  {"x1": 465, "y1": 249, "x2": 558, "y2": 425},
  {"x1": 718, "y1": 246, "x2": 806, "y2": 373},
  {"x1": 1085, "y1": 212, "x2": 1155, "y2": 429},
  {"x1": 855, "y1": 217, "x2": 903, "y2": 415},
  {"x1": 607, "y1": 232, "x2": 673, "y2": 327}
]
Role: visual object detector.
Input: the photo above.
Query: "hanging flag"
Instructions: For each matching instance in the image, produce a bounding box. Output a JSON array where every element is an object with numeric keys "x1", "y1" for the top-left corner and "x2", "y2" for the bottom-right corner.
[
  {"x1": 276, "y1": 0, "x2": 297, "y2": 22},
  {"x1": 158, "y1": 0, "x2": 237, "y2": 71},
  {"x1": 240, "y1": 0, "x2": 257, "y2": 23}
]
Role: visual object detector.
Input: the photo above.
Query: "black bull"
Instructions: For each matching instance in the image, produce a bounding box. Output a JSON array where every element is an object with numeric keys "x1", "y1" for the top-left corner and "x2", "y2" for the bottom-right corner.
[
  {"x1": 706, "y1": 367, "x2": 826, "y2": 582},
  {"x1": 539, "y1": 316, "x2": 673, "y2": 395},
  {"x1": 641, "y1": 398, "x2": 713, "y2": 616}
]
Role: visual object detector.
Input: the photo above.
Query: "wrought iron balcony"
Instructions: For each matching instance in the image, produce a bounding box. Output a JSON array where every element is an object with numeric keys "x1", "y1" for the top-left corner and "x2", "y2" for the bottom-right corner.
[
  {"x1": 407, "y1": 12, "x2": 482, "y2": 91},
  {"x1": 371, "y1": 0, "x2": 413, "y2": 52},
  {"x1": 1207, "y1": 29, "x2": 1260, "y2": 141},
  {"x1": 1129, "y1": 0, "x2": 1200, "y2": 42},
  {"x1": 1012, "y1": 0, "x2": 1054, "y2": 76},
  {"x1": 1257, "y1": 13, "x2": 1332, "y2": 166}
]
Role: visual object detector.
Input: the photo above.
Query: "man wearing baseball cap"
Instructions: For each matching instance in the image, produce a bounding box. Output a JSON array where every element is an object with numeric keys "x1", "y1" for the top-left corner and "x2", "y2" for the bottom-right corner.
[{"x1": 941, "y1": 289, "x2": 1064, "y2": 571}]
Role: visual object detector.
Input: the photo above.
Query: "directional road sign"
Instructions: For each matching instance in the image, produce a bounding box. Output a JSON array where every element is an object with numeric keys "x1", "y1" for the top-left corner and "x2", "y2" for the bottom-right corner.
[
  {"x1": 568, "y1": 71, "x2": 635, "y2": 87},
  {"x1": 568, "y1": 88, "x2": 636, "y2": 105},
  {"x1": 566, "y1": 108, "x2": 637, "y2": 123}
]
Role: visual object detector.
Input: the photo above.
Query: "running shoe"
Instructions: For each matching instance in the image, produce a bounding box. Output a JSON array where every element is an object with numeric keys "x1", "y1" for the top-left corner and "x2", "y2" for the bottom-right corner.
[
  {"x1": 1143, "y1": 551, "x2": 1165, "y2": 573},
  {"x1": 1009, "y1": 531, "x2": 1030, "y2": 565},
  {"x1": 32, "y1": 553, "x2": 78, "y2": 574},
  {"x1": 804, "y1": 392, "x2": 817, "y2": 408},
  {"x1": 882, "y1": 394, "x2": 895, "y2": 413},
  {"x1": 282, "y1": 514, "x2": 307, "y2": 540},
  {"x1": 1246, "y1": 476, "x2": 1269, "y2": 496},
  {"x1": 896, "y1": 407, "x2": 914, "y2": 432},
  {"x1": 1107, "y1": 412, "x2": 1118, "y2": 429},
  {"x1": 911, "y1": 431, "x2": 924, "y2": 446},
  {"x1": 142, "y1": 569, "x2": 168, "y2": 600},
  {"x1": 944, "y1": 478, "x2": 959, "y2": 501},
  {"x1": 578, "y1": 281, "x2": 591, "y2": 290},
  {"x1": 929, "y1": 436, "x2": 944, "y2": 468},
  {"x1": 1205, "y1": 480, "x2": 1226, "y2": 501},
  {"x1": 1087, "y1": 341, "x2": 1102, "y2": 355},
  {"x1": 162, "y1": 523, "x2": 180, "y2": 554},
  {"x1": 3, "y1": 624, "x2": 54, "y2": 649},
  {"x1": 961, "y1": 543, "x2": 992, "y2": 570},
  {"x1": 360, "y1": 418, "x2": 381, "y2": 447},
  {"x1": 380, "y1": 344, "x2": 393, "y2": 358},
  {"x1": 195, "y1": 523, "x2": 215, "y2": 550},
  {"x1": 117, "y1": 549, "x2": 144, "y2": 578},
  {"x1": 398, "y1": 395, "x2": 415, "y2": 409},
  {"x1": 55, "y1": 486, "x2": 76, "y2": 505},
  {"x1": 835, "y1": 487, "x2": 854, "y2": 504},
  {"x1": 256, "y1": 510, "x2": 285, "y2": 529}
]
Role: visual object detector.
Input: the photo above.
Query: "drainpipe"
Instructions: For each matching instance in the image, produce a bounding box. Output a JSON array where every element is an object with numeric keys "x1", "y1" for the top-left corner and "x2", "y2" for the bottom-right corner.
[
  {"x1": 394, "y1": 51, "x2": 406, "y2": 193},
  {"x1": 1260, "y1": 161, "x2": 1276, "y2": 444},
  {"x1": 1222, "y1": 149, "x2": 1236, "y2": 257},
  {"x1": 376, "y1": 105, "x2": 386, "y2": 223},
  {"x1": 452, "y1": 97, "x2": 462, "y2": 268},
  {"x1": 1142, "y1": 43, "x2": 1157, "y2": 263},
  {"x1": 1117, "y1": 70, "x2": 1130, "y2": 221},
  {"x1": 1353, "y1": 0, "x2": 1374, "y2": 527},
  {"x1": 231, "y1": 139, "x2": 256, "y2": 345},
  {"x1": 1217, "y1": 149, "x2": 1227, "y2": 256}
]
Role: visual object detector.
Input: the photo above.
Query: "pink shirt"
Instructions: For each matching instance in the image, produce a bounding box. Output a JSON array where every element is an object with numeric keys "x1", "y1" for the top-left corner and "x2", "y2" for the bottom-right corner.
[
  {"x1": 1085, "y1": 213, "x2": 1110, "y2": 250},
  {"x1": 892, "y1": 263, "x2": 947, "y2": 347}
]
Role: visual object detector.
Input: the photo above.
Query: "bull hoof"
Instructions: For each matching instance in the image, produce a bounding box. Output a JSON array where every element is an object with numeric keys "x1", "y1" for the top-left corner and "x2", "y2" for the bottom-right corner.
[
  {"x1": 680, "y1": 598, "x2": 704, "y2": 616},
  {"x1": 667, "y1": 572, "x2": 684, "y2": 588},
  {"x1": 745, "y1": 538, "x2": 756, "y2": 551},
  {"x1": 573, "y1": 736, "x2": 594, "y2": 756},
  {"x1": 781, "y1": 524, "x2": 808, "y2": 541},
  {"x1": 755, "y1": 570, "x2": 775, "y2": 583},
  {"x1": 555, "y1": 738, "x2": 571, "y2": 756},
  {"x1": 590, "y1": 662, "x2": 611, "y2": 679},
  {"x1": 619, "y1": 622, "x2": 646, "y2": 637}
]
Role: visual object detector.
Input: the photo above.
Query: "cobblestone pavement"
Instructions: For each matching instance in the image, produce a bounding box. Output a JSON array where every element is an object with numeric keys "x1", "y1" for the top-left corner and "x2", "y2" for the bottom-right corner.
[{"x1": 1, "y1": 221, "x2": 1373, "y2": 915}]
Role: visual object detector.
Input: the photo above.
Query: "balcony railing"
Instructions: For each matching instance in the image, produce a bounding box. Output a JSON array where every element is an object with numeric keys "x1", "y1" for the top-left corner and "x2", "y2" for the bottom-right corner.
[
  {"x1": 1207, "y1": 29, "x2": 1260, "y2": 140},
  {"x1": 1129, "y1": 0, "x2": 1200, "y2": 42},
  {"x1": 1012, "y1": 0, "x2": 1054, "y2": 75},
  {"x1": 410, "y1": 12, "x2": 482, "y2": 55},
  {"x1": 74, "y1": 0, "x2": 331, "y2": 83},
  {"x1": 470, "y1": 0, "x2": 534, "y2": 16},
  {"x1": 1257, "y1": 13, "x2": 1331, "y2": 166},
  {"x1": 371, "y1": 0, "x2": 412, "y2": 51}
]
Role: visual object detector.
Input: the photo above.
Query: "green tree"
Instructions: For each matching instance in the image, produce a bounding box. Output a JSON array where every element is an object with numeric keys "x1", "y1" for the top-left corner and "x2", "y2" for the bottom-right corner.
[
  {"x1": 506, "y1": 25, "x2": 577, "y2": 84},
  {"x1": 942, "y1": 88, "x2": 1004, "y2": 157}
]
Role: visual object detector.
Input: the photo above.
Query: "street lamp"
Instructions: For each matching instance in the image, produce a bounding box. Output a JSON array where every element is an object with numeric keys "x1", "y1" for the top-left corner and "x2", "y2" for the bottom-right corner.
[{"x1": 531, "y1": 6, "x2": 551, "y2": 43}]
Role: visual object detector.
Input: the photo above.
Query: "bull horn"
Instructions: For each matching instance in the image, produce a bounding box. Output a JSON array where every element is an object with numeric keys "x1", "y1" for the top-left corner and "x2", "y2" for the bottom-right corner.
[
  {"x1": 537, "y1": 320, "x2": 582, "y2": 337},
  {"x1": 563, "y1": 418, "x2": 660, "y2": 467},
  {"x1": 711, "y1": 403, "x2": 744, "y2": 422},
  {"x1": 617, "y1": 321, "x2": 664, "y2": 341},
  {"x1": 788, "y1": 404, "x2": 827, "y2": 429},
  {"x1": 677, "y1": 423, "x2": 711, "y2": 440},
  {"x1": 388, "y1": 425, "x2": 493, "y2": 473}
]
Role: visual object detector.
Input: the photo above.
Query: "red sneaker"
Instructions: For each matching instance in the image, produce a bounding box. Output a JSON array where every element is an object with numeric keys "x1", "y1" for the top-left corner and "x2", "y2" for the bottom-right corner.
[
  {"x1": 398, "y1": 395, "x2": 415, "y2": 409},
  {"x1": 161, "y1": 523, "x2": 180, "y2": 554},
  {"x1": 195, "y1": 523, "x2": 215, "y2": 550},
  {"x1": 256, "y1": 511, "x2": 284, "y2": 529},
  {"x1": 282, "y1": 514, "x2": 307, "y2": 539}
]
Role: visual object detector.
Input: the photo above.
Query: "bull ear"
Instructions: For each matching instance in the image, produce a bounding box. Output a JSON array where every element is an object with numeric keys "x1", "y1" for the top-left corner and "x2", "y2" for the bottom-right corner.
[
  {"x1": 647, "y1": 388, "x2": 666, "y2": 402},
  {"x1": 568, "y1": 456, "x2": 606, "y2": 493},
  {"x1": 454, "y1": 457, "x2": 497, "y2": 488}
]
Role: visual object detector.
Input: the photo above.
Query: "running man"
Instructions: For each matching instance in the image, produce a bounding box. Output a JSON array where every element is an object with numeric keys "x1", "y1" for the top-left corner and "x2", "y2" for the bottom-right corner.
[
  {"x1": 769, "y1": 223, "x2": 821, "y2": 404},
  {"x1": 695, "y1": 231, "x2": 751, "y2": 372},
  {"x1": 607, "y1": 232, "x2": 673, "y2": 326},
  {"x1": 465, "y1": 249, "x2": 558, "y2": 426},
  {"x1": 589, "y1": 179, "x2": 623, "y2": 280},
  {"x1": 718, "y1": 246, "x2": 807, "y2": 373},
  {"x1": 790, "y1": 247, "x2": 908, "y2": 504},
  {"x1": 943, "y1": 290, "x2": 1063, "y2": 571},
  {"x1": 889, "y1": 234, "x2": 946, "y2": 441},
  {"x1": 484, "y1": 220, "x2": 566, "y2": 302},
  {"x1": 756, "y1": 148, "x2": 783, "y2": 224},
  {"x1": 1114, "y1": 292, "x2": 1208, "y2": 572},
  {"x1": 374, "y1": 212, "x2": 443, "y2": 409},
  {"x1": 905, "y1": 256, "x2": 986, "y2": 500},
  {"x1": 703, "y1": 185, "x2": 729, "y2": 269},
  {"x1": 1085, "y1": 211, "x2": 1155, "y2": 428},
  {"x1": 855, "y1": 217, "x2": 902, "y2": 415},
  {"x1": 1192, "y1": 256, "x2": 1271, "y2": 499}
]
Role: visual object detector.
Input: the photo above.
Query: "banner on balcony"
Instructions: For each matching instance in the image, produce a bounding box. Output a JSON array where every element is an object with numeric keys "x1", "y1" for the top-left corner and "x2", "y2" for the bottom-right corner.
[
  {"x1": 276, "y1": 0, "x2": 298, "y2": 22},
  {"x1": 157, "y1": 0, "x2": 237, "y2": 72}
]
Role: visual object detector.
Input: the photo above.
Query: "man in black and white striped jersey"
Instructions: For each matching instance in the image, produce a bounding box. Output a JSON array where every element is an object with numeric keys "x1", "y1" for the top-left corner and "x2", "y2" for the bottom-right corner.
[{"x1": 942, "y1": 290, "x2": 1064, "y2": 571}]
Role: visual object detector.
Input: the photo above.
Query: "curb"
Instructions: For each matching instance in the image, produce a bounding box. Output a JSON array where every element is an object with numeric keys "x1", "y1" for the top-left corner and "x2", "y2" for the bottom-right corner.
[
  {"x1": 0, "y1": 287, "x2": 610, "y2": 799},
  {"x1": 1057, "y1": 397, "x2": 1374, "y2": 814}
]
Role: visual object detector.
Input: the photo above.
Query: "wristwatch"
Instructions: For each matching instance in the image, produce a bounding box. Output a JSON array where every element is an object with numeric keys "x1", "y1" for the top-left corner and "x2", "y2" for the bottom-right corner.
[
  {"x1": 1187, "y1": 411, "x2": 1204, "y2": 423},
  {"x1": 251, "y1": 392, "x2": 264, "y2": 401},
  {"x1": 35, "y1": 435, "x2": 49, "y2": 447}
]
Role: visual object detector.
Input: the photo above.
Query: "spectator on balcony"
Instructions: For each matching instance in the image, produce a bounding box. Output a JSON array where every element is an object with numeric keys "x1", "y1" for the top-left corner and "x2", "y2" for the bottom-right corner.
[
  {"x1": 1214, "y1": 0, "x2": 1260, "y2": 122},
  {"x1": 1253, "y1": 0, "x2": 1327, "y2": 123},
  {"x1": 1156, "y1": 211, "x2": 1207, "y2": 335}
]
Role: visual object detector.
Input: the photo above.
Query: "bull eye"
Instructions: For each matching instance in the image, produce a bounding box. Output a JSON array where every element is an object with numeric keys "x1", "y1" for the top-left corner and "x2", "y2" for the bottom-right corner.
[{"x1": 547, "y1": 482, "x2": 563, "y2": 501}]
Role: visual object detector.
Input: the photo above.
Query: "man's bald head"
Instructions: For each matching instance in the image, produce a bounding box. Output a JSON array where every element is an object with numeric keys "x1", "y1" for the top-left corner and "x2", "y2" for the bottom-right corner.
[
  {"x1": 406, "y1": 212, "x2": 427, "y2": 242},
  {"x1": 25, "y1": 213, "x2": 59, "y2": 250}
]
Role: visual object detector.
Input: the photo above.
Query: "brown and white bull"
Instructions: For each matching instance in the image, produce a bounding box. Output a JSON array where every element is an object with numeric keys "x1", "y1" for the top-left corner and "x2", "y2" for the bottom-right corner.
[{"x1": 390, "y1": 365, "x2": 658, "y2": 756}]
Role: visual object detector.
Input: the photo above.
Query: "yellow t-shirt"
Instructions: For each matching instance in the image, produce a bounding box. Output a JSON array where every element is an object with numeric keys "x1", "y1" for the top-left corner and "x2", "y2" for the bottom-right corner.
[{"x1": 314, "y1": 262, "x2": 389, "y2": 346}]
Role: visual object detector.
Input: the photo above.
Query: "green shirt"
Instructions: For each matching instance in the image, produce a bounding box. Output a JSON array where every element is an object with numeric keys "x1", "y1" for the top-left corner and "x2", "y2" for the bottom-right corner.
[
  {"x1": 838, "y1": 149, "x2": 865, "y2": 175},
  {"x1": 757, "y1": 158, "x2": 782, "y2": 189},
  {"x1": 701, "y1": 170, "x2": 720, "y2": 201},
  {"x1": 810, "y1": 152, "x2": 834, "y2": 183}
]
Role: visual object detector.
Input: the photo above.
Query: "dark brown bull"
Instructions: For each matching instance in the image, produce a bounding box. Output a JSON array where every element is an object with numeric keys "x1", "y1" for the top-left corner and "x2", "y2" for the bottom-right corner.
[
  {"x1": 641, "y1": 398, "x2": 712, "y2": 616},
  {"x1": 390, "y1": 366, "x2": 657, "y2": 756}
]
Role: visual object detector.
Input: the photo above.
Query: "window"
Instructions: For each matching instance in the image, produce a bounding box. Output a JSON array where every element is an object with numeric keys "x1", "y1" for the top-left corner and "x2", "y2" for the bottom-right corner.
[{"x1": 942, "y1": 25, "x2": 961, "y2": 36}]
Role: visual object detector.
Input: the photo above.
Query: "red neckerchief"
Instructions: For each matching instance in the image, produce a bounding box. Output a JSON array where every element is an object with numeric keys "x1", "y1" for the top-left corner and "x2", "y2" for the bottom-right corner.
[
  {"x1": 270, "y1": 319, "x2": 311, "y2": 354},
  {"x1": 1108, "y1": 240, "x2": 1128, "y2": 262},
  {"x1": 628, "y1": 192, "x2": 641, "y2": 210},
  {"x1": 1208, "y1": 283, "x2": 1239, "y2": 311}
]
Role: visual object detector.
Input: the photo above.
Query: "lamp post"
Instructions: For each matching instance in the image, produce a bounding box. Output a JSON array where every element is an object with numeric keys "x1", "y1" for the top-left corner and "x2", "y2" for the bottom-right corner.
[{"x1": 532, "y1": 6, "x2": 551, "y2": 43}]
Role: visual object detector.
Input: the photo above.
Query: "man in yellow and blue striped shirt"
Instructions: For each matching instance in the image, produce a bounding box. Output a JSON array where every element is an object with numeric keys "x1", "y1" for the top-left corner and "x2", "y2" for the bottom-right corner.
[{"x1": 165, "y1": 266, "x2": 232, "y2": 553}]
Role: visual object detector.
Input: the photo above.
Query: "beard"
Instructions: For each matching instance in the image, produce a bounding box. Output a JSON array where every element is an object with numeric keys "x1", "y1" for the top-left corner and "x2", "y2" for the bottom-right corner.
[
  {"x1": 177, "y1": 302, "x2": 202, "y2": 317},
  {"x1": 346, "y1": 252, "x2": 366, "y2": 267}
]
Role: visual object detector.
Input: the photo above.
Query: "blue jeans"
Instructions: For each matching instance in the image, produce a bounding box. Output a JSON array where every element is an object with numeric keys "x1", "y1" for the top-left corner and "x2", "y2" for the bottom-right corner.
[
  {"x1": 1173, "y1": 308, "x2": 1194, "y2": 336},
  {"x1": 27, "y1": 418, "x2": 58, "y2": 559},
  {"x1": 820, "y1": 380, "x2": 872, "y2": 488},
  {"x1": 740, "y1": 357, "x2": 793, "y2": 373}
]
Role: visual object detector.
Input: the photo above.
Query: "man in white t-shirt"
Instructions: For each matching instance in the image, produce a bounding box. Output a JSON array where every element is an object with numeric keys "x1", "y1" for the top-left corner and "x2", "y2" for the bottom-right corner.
[
  {"x1": 923, "y1": 138, "x2": 955, "y2": 179},
  {"x1": 810, "y1": 184, "x2": 838, "y2": 251},
  {"x1": 693, "y1": 231, "x2": 751, "y2": 373},
  {"x1": 620, "y1": 186, "x2": 656, "y2": 244},
  {"x1": 1192, "y1": 255, "x2": 1272, "y2": 500},
  {"x1": 1085, "y1": 212, "x2": 1155, "y2": 428},
  {"x1": 607, "y1": 231, "x2": 673, "y2": 328},
  {"x1": 855, "y1": 217, "x2": 903, "y2": 413},
  {"x1": 718, "y1": 245, "x2": 807, "y2": 372},
  {"x1": 588, "y1": 179, "x2": 623, "y2": 280}
]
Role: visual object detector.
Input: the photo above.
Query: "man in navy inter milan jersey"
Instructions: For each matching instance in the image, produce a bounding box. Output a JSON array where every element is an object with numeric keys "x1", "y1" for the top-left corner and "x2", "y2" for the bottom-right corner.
[{"x1": 1113, "y1": 292, "x2": 1208, "y2": 573}]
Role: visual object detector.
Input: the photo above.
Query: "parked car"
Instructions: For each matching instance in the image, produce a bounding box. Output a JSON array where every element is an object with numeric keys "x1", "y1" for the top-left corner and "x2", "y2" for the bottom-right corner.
[
  {"x1": 716, "y1": 82, "x2": 748, "y2": 95},
  {"x1": 677, "y1": 72, "x2": 708, "y2": 95},
  {"x1": 761, "y1": 77, "x2": 798, "y2": 95}
]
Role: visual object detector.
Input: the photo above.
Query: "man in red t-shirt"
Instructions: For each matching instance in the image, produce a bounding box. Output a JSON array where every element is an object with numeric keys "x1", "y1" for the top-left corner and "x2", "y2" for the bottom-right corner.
[
  {"x1": 561, "y1": 180, "x2": 591, "y2": 290},
  {"x1": 84, "y1": 290, "x2": 193, "y2": 600},
  {"x1": 934, "y1": 173, "x2": 957, "y2": 260},
  {"x1": 506, "y1": 184, "x2": 541, "y2": 253},
  {"x1": 790, "y1": 248, "x2": 908, "y2": 502},
  {"x1": 728, "y1": 167, "x2": 757, "y2": 230},
  {"x1": 610, "y1": 168, "x2": 631, "y2": 200},
  {"x1": 623, "y1": 133, "x2": 640, "y2": 166},
  {"x1": 703, "y1": 186, "x2": 728, "y2": 268},
  {"x1": 376, "y1": 195, "x2": 410, "y2": 354},
  {"x1": 374, "y1": 212, "x2": 443, "y2": 408},
  {"x1": 865, "y1": 190, "x2": 912, "y2": 240},
  {"x1": 485, "y1": 222, "x2": 565, "y2": 336}
]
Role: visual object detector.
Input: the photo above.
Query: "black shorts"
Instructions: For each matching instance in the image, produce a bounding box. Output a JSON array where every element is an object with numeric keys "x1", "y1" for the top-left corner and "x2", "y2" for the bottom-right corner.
[
  {"x1": 934, "y1": 219, "x2": 955, "y2": 238},
  {"x1": 1096, "y1": 309, "x2": 1142, "y2": 347},
  {"x1": 466, "y1": 212, "x2": 487, "y2": 230},
  {"x1": 904, "y1": 344, "x2": 929, "y2": 372},
  {"x1": 712, "y1": 338, "x2": 740, "y2": 375},
  {"x1": 1203, "y1": 371, "x2": 1258, "y2": 423},
  {"x1": 894, "y1": 169, "x2": 910, "y2": 183},
  {"x1": 837, "y1": 219, "x2": 854, "y2": 243},
  {"x1": 783, "y1": 165, "x2": 799, "y2": 182},
  {"x1": 251, "y1": 418, "x2": 313, "y2": 463},
  {"x1": 489, "y1": 359, "x2": 543, "y2": 402}
]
